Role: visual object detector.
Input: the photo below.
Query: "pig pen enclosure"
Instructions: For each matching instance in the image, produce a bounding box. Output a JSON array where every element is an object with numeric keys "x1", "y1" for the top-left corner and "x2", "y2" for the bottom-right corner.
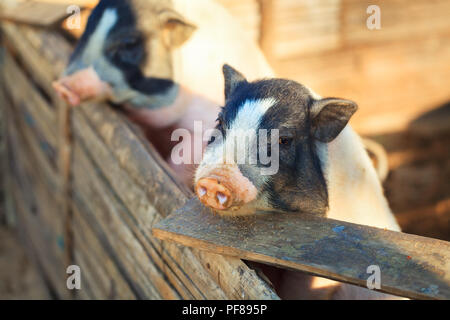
[{"x1": 0, "y1": 0, "x2": 449, "y2": 299}]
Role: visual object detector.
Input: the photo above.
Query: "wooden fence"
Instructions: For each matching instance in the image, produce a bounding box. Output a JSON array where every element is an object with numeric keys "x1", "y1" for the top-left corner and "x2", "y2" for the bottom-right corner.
[
  {"x1": 0, "y1": 21, "x2": 278, "y2": 299},
  {"x1": 0, "y1": 0, "x2": 449, "y2": 300}
]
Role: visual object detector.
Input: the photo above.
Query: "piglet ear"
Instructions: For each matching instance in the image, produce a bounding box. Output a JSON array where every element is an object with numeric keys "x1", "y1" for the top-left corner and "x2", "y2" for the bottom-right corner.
[
  {"x1": 223, "y1": 64, "x2": 247, "y2": 101},
  {"x1": 310, "y1": 98, "x2": 358, "y2": 143},
  {"x1": 159, "y1": 9, "x2": 197, "y2": 48}
]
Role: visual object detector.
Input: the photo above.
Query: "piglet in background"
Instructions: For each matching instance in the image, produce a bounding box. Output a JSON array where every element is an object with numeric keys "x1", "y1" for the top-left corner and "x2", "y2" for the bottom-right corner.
[
  {"x1": 53, "y1": 0, "x2": 274, "y2": 184},
  {"x1": 195, "y1": 65, "x2": 402, "y2": 299}
]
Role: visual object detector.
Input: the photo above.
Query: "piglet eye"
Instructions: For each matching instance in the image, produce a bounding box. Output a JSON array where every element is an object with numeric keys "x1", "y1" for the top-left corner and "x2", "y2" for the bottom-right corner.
[
  {"x1": 208, "y1": 135, "x2": 216, "y2": 145},
  {"x1": 108, "y1": 36, "x2": 143, "y2": 65},
  {"x1": 279, "y1": 137, "x2": 292, "y2": 146}
]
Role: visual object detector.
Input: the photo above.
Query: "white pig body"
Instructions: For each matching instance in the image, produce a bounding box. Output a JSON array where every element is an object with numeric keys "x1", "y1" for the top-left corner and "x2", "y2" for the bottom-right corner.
[
  {"x1": 318, "y1": 126, "x2": 400, "y2": 230},
  {"x1": 171, "y1": 0, "x2": 274, "y2": 104},
  {"x1": 127, "y1": 0, "x2": 274, "y2": 131}
]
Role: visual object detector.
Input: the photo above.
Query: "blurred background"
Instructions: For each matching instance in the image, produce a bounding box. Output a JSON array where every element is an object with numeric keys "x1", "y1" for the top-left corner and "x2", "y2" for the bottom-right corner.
[{"x1": 0, "y1": 0, "x2": 449, "y2": 299}]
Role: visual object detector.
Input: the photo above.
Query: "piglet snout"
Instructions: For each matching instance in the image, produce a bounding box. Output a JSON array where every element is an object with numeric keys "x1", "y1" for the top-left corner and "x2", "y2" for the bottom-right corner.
[
  {"x1": 52, "y1": 67, "x2": 112, "y2": 106},
  {"x1": 195, "y1": 165, "x2": 258, "y2": 211},
  {"x1": 196, "y1": 177, "x2": 234, "y2": 210}
]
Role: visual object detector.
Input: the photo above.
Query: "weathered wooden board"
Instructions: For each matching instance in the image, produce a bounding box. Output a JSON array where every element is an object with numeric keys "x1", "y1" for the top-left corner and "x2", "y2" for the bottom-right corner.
[
  {"x1": 1, "y1": 21, "x2": 72, "y2": 298},
  {"x1": 2, "y1": 22, "x2": 62, "y2": 101},
  {"x1": 153, "y1": 198, "x2": 450, "y2": 300},
  {"x1": 4, "y1": 120, "x2": 70, "y2": 299},
  {"x1": 10, "y1": 180, "x2": 71, "y2": 299},
  {"x1": 1, "y1": 44, "x2": 57, "y2": 148},
  {"x1": 0, "y1": 1, "x2": 72, "y2": 27},
  {"x1": 71, "y1": 141, "x2": 182, "y2": 299},
  {"x1": 0, "y1": 18, "x2": 279, "y2": 299},
  {"x1": 0, "y1": 71, "x2": 16, "y2": 227},
  {"x1": 71, "y1": 103, "x2": 277, "y2": 299},
  {"x1": 72, "y1": 201, "x2": 137, "y2": 300}
]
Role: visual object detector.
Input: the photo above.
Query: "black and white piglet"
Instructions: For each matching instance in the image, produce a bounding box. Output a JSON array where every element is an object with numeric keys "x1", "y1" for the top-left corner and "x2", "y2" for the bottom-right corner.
[
  {"x1": 196, "y1": 65, "x2": 399, "y2": 229},
  {"x1": 195, "y1": 65, "x2": 402, "y2": 299}
]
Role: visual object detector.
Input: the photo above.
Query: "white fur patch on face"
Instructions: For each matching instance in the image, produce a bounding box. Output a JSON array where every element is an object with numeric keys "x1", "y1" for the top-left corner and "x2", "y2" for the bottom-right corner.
[
  {"x1": 229, "y1": 98, "x2": 277, "y2": 132},
  {"x1": 84, "y1": 8, "x2": 118, "y2": 61},
  {"x1": 224, "y1": 98, "x2": 277, "y2": 165},
  {"x1": 196, "y1": 98, "x2": 277, "y2": 183}
]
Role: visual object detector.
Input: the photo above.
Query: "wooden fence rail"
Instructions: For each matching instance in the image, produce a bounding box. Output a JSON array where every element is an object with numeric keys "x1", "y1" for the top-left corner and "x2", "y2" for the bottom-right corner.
[
  {"x1": 0, "y1": 20, "x2": 277, "y2": 299},
  {"x1": 154, "y1": 199, "x2": 450, "y2": 300}
]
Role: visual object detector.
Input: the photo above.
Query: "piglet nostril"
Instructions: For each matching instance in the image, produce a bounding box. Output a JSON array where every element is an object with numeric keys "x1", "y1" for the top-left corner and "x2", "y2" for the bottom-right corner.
[
  {"x1": 198, "y1": 186, "x2": 207, "y2": 197},
  {"x1": 196, "y1": 177, "x2": 233, "y2": 210},
  {"x1": 216, "y1": 192, "x2": 228, "y2": 205}
]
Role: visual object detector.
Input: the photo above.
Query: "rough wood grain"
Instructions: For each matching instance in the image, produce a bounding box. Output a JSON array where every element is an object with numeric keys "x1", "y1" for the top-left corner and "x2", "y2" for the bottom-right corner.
[
  {"x1": 71, "y1": 106, "x2": 230, "y2": 299},
  {"x1": 1, "y1": 46, "x2": 57, "y2": 147},
  {"x1": 0, "y1": 75, "x2": 16, "y2": 226},
  {"x1": 71, "y1": 141, "x2": 203, "y2": 299},
  {"x1": 5, "y1": 95, "x2": 65, "y2": 252},
  {"x1": 1, "y1": 23, "x2": 57, "y2": 99},
  {"x1": 0, "y1": 20, "x2": 278, "y2": 299},
  {"x1": 72, "y1": 203, "x2": 137, "y2": 300},
  {"x1": 74, "y1": 104, "x2": 278, "y2": 299},
  {"x1": 153, "y1": 198, "x2": 450, "y2": 300},
  {"x1": 0, "y1": 1, "x2": 71, "y2": 27},
  {"x1": 2, "y1": 18, "x2": 76, "y2": 284},
  {"x1": 10, "y1": 180, "x2": 71, "y2": 299},
  {"x1": 71, "y1": 142, "x2": 181, "y2": 300},
  {"x1": 5, "y1": 121, "x2": 69, "y2": 299}
]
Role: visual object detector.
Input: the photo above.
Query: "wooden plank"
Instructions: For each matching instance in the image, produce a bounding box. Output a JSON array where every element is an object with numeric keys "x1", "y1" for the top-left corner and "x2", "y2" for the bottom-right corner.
[
  {"x1": 6, "y1": 125, "x2": 69, "y2": 299},
  {"x1": 2, "y1": 21, "x2": 75, "y2": 272},
  {"x1": 72, "y1": 141, "x2": 197, "y2": 299},
  {"x1": 0, "y1": 1, "x2": 72, "y2": 27},
  {"x1": 71, "y1": 107, "x2": 227, "y2": 299},
  {"x1": 71, "y1": 143, "x2": 181, "y2": 300},
  {"x1": 0, "y1": 73, "x2": 16, "y2": 227},
  {"x1": 10, "y1": 181, "x2": 71, "y2": 299},
  {"x1": 5, "y1": 108, "x2": 66, "y2": 261},
  {"x1": 153, "y1": 198, "x2": 450, "y2": 300},
  {"x1": 35, "y1": 0, "x2": 97, "y2": 7},
  {"x1": 72, "y1": 105, "x2": 278, "y2": 299},
  {"x1": 3, "y1": 71, "x2": 68, "y2": 298},
  {"x1": 72, "y1": 202, "x2": 137, "y2": 300},
  {"x1": 1, "y1": 11, "x2": 279, "y2": 299},
  {"x1": 19, "y1": 24, "x2": 72, "y2": 75},
  {"x1": 2, "y1": 71, "x2": 59, "y2": 191},
  {"x1": 1, "y1": 47, "x2": 57, "y2": 146},
  {"x1": 2, "y1": 22, "x2": 61, "y2": 101}
]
